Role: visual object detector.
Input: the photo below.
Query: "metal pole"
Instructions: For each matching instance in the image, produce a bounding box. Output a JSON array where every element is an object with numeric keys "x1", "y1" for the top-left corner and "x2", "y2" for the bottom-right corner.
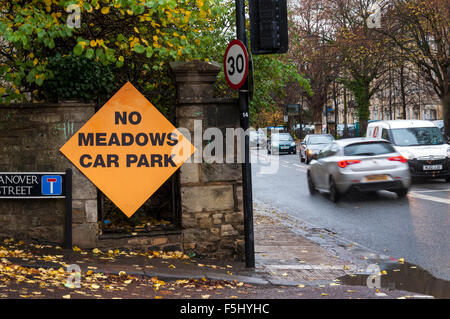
[
  {"x1": 236, "y1": 0, "x2": 255, "y2": 268},
  {"x1": 64, "y1": 168, "x2": 72, "y2": 249}
]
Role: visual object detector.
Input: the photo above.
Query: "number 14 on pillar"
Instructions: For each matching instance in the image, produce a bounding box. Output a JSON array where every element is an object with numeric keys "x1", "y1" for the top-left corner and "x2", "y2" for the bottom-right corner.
[{"x1": 224, "y1": 39, "x2": 249, "y2": 90}]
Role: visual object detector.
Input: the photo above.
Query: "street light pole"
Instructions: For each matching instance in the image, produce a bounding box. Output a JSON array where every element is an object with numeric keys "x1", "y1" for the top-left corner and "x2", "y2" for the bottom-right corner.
[{"x1": 235, "y1": 0, "x2": 255, "y2": 268}]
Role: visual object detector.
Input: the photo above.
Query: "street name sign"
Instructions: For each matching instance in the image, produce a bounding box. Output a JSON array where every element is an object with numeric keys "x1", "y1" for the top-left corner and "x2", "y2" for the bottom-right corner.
[
  {"x1": 59, "y1": 82, "x2": 195, "y2": 218},
  {"x1": 0, "y1": 172, "x2": 66, "y2": 198},
  {"x1": 224, "y1": 39, "x2": 249, "y2": 90}
]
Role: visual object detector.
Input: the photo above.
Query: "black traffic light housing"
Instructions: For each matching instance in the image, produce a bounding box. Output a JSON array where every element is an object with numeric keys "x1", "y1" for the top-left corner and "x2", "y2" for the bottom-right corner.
[{"x1": 249, "y1": 0, "x2": 288, "y2": 55}]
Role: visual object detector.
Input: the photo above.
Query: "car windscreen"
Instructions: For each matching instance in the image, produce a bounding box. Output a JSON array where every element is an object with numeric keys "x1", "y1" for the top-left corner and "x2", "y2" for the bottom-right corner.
[
  {"x1": 344, "y1": 142, "x2": 396, "y2": 156},
  {"x1": 308, "y1": 135, "x2": 333, "y2": 144},
  {"x1": 390, "y1": 127, "x2": 444, "y2": 146},
  {"x1": 273, "y1": 134, "x2": 293, "y2": 141}
]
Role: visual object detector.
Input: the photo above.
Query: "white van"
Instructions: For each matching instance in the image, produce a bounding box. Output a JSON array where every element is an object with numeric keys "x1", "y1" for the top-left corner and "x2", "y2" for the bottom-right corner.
[{"x1": 367, "y1": 120, "x2": 450, "y2": 181}]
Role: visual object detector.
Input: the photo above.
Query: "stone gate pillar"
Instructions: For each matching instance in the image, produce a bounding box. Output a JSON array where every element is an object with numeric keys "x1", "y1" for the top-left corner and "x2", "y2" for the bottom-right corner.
[{"x1": 170, "y1": 61, "x2": 245, "y2": 260}]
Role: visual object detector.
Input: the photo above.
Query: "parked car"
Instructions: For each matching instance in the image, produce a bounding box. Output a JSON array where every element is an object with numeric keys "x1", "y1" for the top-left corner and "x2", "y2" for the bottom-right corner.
[
  {"x1": 299, "y1": 134, "x2": 335, "y2": 164},
  {"x1": 307, "y1": 138, "x2": 411, "y2": 202},
  {"x1": 367, "y1": 120, "x2": 450, "y2": 181},
  {"x1": 250, "y1": 130, "x2": 267, "y2": 149},
  {"x1": 267, "y1": 132, "x2": 296, "y2": 155},
  {"x1": 337, "y1": 124, "x2": 357, "y2": 138}
]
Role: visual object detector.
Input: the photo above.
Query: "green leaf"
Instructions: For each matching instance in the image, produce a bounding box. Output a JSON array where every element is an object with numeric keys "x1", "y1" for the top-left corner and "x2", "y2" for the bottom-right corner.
[
  {"x1": 86, "y1": 48, "x2": 94, "y2": 59},
  {"x1": 73, "y1": 43, "x2": 83, "y2": 56},
  {"x1": 133, "y1": 44, "x2": 145, "y2": 54}
]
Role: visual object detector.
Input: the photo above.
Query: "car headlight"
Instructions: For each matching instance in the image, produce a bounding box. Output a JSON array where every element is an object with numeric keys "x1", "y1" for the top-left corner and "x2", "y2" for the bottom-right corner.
[
  {"x1": 307, "y1": 149, "x2": 315, "y2": 155},
  {"x1": 272, "y1": 142, "x2": 279, "y2": 147},
  {"x1": 291, "y1": 142, "x2": 296, "y2": 147}
]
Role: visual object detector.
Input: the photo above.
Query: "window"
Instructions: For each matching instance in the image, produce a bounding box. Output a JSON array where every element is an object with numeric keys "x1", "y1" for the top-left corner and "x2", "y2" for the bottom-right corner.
[
  {"x1": 390, "y1": 127, "x2": 444, "y2": 146},
  {"x1": 381, "y1": 129, "x2": 390, "y2": 141},
  {"x1": 308, "y1": 135, "x2": 334, "y2": 144},
  {"x1": 344, "y1": 142, "x2": 396, "y2": 156},
  {"x1": 319, "y1": 143, "x2": 339, "y2": 158}
]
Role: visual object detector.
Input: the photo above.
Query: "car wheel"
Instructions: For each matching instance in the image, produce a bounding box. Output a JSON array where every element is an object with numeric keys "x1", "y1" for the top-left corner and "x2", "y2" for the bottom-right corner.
[
  {"x1": 395, "y1": 188, "x2": 409, "y2": 198},
  {"x1": 329, "y1": 177, "x2": 340, "y2": 203},
  {"x1": 307, "y1": 171, "x2": 316, "y2": 195}
]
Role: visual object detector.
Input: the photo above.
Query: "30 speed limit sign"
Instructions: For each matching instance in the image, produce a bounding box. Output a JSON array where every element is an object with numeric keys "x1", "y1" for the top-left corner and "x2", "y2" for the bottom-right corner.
[{"x1": 224, "y1": 40, "x2": 248, "y2": 90}]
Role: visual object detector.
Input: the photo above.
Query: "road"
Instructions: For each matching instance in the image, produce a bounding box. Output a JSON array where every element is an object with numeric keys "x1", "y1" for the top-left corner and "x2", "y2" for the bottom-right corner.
[{"x1": 251, "y1": 148, "x2": 450, "y2": 281}]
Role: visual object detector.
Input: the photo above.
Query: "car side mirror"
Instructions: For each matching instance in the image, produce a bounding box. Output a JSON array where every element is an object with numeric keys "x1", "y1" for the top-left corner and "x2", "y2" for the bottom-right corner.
[{"x1": 301, "y1": 142, "x2": 306, "y2": 146}]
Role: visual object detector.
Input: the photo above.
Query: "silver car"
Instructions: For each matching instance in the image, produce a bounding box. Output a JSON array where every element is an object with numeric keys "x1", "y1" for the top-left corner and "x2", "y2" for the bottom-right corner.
[{"x1": 307, "y1": 138, "x2": 411, "y2": 202}]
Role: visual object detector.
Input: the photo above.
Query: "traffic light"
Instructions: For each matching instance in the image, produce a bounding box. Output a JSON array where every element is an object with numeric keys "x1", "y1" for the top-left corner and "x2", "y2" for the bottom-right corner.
[{"x1": 249, "y1": 0, "x2": 288, "y2": 55}]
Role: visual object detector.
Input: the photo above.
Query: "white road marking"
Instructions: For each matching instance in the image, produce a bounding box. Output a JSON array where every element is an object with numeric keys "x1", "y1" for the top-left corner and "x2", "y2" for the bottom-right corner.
[
  {"x1": 266, "y1": 265, "x2": 356, "y2": 271},
  {"x1": 413, "y1": 189, "x2": 450, "y2": 193},
  {"x1": 408, "y1": 192, "x2": 450, "y2": 205}
]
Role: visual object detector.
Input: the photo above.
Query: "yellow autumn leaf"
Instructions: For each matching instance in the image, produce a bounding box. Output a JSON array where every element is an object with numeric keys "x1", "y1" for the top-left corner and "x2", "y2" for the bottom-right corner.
[
  {"x1": 62, "y1": 294, "x2": 71, "y2": 299},
  {"x1": 101, "y1": 7, "x2": 110, "y2": 14},
  {"x1": 398, "y1": 258, "x2": 405, "y2": 264}
]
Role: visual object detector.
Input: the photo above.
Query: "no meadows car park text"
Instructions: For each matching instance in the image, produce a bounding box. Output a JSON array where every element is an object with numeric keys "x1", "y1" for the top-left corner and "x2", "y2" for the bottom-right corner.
[{"x1": 77, "y1": 111, "x2": 179, "y2": 168}]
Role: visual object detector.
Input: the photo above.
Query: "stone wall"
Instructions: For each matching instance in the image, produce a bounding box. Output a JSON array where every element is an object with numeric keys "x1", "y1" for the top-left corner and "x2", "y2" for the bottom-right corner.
[
  {"x1": 0, "y1": 62, "x2": 246, "y2": 261},
  {"x1": 0, "y1": 103, "x2": 98, "y2": 247},
  {"x1": 171, "y1": 61, "x2": 245, "y2": 260}
]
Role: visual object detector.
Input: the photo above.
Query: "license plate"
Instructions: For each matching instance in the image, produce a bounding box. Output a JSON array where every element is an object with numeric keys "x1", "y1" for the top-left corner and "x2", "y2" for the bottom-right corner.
[
  {"x1": 365, "y1": 175, "x2": 389, "y2": 182},
  {"x1": 280, "y1": 147, "x2": 289, "y2": 149},
  {"x1": 423, "y1": 165, "x2": 443, "y2": 171}
]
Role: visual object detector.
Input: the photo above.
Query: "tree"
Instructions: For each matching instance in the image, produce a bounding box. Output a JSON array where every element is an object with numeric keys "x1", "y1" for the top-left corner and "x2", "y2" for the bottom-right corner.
[
  {"x1": 382, "y1": 0, "x2": 449, "y2": 137},
  {"x1": 248, "y1": 55, "x2": 311, "y2": 128},
  {"x1": 0, "y1": 0, "x2": 228, "y2": 112},
  {"x1": 288, "y1": 0, "x2": 341, "y2": 133},
  {"x1": 330, "y1": 0, "x2": 393, "y2": 135}
]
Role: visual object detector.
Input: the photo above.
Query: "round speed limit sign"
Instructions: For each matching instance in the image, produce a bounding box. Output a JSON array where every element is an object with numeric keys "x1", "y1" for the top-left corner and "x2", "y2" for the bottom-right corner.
[{"x1": 224, "y1": 40, "x2": 248, "y2": 90}]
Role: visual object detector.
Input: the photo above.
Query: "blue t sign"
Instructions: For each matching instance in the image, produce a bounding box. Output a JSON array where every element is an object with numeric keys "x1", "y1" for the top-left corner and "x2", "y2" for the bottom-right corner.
[{"x1": 42, "y1": 175, "x2": 62, "y2": 196}]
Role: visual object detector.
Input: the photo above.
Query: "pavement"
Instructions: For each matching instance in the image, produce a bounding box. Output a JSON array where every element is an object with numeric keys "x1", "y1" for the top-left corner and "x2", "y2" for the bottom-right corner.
[{"x1": 0, "y1": 200, "x2": 437, "y2": 299}]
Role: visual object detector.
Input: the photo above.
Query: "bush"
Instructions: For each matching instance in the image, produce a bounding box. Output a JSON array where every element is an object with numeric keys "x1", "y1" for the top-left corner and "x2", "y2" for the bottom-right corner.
[{"x1": 42, "y1": 54, "x2": 115, "y2": 102}]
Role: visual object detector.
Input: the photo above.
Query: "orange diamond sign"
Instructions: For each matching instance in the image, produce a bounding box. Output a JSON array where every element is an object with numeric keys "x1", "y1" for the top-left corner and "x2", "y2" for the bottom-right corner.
[{"x1": 60, "y1": 82, "x2": 195, "y2": 218}]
